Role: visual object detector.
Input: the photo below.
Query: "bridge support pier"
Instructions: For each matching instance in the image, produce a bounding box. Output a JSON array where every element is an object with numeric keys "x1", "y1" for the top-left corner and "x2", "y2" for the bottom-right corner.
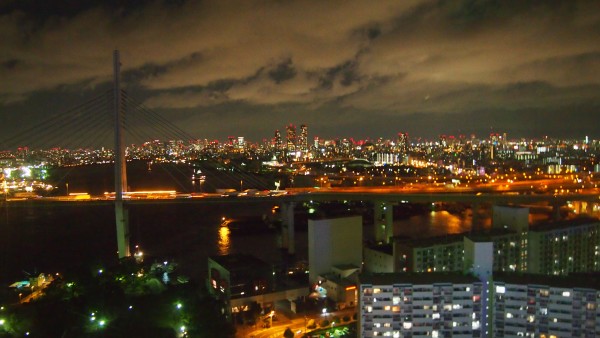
[
  {"x1": 374, "y1": 201, "x2": 394, "y2": 243},
  {"x1": 115, "y1": 201, "x2": 130, "y2": 258},
  {"x1": 281, "y1": 202, "x2": 295, "y2": 255},
  {"x1": 552, "y1": 202, "x2": 562, "y2": 221},
  {"x1": 586, "y1": 202, "x2": 594, "y2": 215}
]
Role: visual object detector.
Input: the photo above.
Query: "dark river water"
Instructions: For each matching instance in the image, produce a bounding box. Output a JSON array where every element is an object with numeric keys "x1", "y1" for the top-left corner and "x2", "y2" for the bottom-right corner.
[
  {"x1": 0, "y1": 201, "x2": 483, "y2": 286},
  {"x1": 0, "y1": 163, "x2": 507, "y2": 286}
]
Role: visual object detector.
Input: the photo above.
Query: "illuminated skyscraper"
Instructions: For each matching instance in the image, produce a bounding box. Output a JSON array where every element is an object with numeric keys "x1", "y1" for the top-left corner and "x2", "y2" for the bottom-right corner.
[
  {"x1": 397, "y1": 132, "x2": 409, "y2": 153},
  {"x1": 274, "y1": 130, "x2": 282, "y2": 150},
  {"x1": 299, "y1": 124, "x2": 308, "y2": 153},
  {"x1": 440, "y1": 135, "x2": 448, "y2": 148},
  {"x1": 286, "y1": 124, "x2": 296, "y2": 153}
]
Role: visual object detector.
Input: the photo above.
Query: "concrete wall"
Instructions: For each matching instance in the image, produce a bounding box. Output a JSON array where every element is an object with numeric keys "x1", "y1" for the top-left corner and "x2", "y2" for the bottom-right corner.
[
  {"x1": 464, "y1": 237, "x2": 493, "y2": 281},
  {"x1": 363, "y1": 246, "x2": 394, "y2": 273},
  {"x1": 308, "y1": 216, "x2": 363, "y2": 283}
]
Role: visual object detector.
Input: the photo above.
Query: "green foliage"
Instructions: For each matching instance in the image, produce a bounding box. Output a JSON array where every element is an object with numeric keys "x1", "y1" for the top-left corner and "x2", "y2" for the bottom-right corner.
[
  {"x1": 283, "y1": 327, "x2": 295, "y2": 338},
  {"x1": 1, "y1": 263, "x2": 235, "y2": 338}
]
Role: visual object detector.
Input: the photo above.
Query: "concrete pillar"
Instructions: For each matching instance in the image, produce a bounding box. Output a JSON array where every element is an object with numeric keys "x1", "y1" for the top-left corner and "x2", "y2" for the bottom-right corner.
[
  {"x1": 551, "y1": 202, "x2": 562, "y2": 221},
  {"x1": 115, "y1": 201, "x2": 130, "y2": 258},
  {"x1": 374, "y1": 201, "x2": 393, "y2": 243},
  {"x1": 280, "y1": 202, "x2": 295, "y2": 254},
  {"x1": 585, "y1": 202, "x2": 594, "y2": 215}
]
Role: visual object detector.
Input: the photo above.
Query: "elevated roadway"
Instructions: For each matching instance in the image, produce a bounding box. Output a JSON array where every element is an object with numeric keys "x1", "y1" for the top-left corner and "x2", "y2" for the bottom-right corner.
[{"x1": 2, "y1": 187, "x2": 599, "y2": 207}]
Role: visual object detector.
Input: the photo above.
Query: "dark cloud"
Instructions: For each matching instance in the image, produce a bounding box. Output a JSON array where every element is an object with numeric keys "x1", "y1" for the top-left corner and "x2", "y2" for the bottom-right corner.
[
  {"x1": 268, "y1": 59, "x2": 297, "y2": 84},
  {"x1": 0, "y1": 0, "x2": 599, "y2": 144}
]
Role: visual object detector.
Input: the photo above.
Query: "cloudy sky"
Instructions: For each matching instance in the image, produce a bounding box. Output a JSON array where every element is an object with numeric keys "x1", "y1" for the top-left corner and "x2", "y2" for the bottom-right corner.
[{"x1": 1, "y1": 0, "x2": 599, "y2": 147}]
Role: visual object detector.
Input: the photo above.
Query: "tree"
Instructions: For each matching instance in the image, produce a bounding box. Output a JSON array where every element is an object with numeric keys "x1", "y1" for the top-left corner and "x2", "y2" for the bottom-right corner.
[{"x1": 283, "y1": 327, "x2": 294, "y2": 338}]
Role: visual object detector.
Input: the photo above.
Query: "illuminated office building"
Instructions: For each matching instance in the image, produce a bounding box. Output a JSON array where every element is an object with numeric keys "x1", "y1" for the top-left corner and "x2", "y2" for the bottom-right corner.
[
  {"x1": 299, "y1": 124, "x2": 308, "y2": 153},
  {"x1": 286, "y1": 124, "x2": 296, "y2": 153}
]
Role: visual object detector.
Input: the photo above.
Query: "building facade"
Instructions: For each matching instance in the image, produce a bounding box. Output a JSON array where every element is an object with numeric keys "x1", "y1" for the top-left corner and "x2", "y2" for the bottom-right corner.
[
  {"x1": 308, "y1": 215, "x2": 362, "y2": 283},
  {"x1": 492, "y1": 274, "x2": 600, "y2": 338},
  {"x1": 359, "y1": 273, "x2": 485, "y2": 338},
  {"x1": 528, "y1": 220, "x2": 600, "y2": 275}
]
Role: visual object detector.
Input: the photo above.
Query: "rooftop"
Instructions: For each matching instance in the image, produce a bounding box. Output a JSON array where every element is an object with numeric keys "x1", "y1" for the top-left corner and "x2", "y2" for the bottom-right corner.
[
  {"x1": 209, "y1": 253, "x2": 269, "y2": 270},
  {"x1": 529, "y1": 216, "x2": 599, "y2": 232},
  {"x1": 359, "y1": 272, "x2": 480, "y2": 286},
  {"x1": 394, "y1": 233, "x2": 466, "y2": 248},
  {"x1": 365, "y1": 243, "x2": 393, "y2": 255},
  {"x1": 494, "y1": 272, "x2": 600, "y2": 290}
]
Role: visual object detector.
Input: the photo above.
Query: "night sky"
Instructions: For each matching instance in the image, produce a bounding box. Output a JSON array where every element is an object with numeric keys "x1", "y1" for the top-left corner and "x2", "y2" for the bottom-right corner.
[{"x1": 1, "y1": 0, "x2": 599, "y2": 146}]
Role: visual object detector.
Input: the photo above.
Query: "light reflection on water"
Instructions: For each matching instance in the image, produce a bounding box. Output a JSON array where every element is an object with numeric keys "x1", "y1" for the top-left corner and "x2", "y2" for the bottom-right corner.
[
  {"x1": 218, "y1": 226, "x2": 231, "y2": 255},
  {"x1": 394, "y1": 210, "x2": 484, "y2": 238}
]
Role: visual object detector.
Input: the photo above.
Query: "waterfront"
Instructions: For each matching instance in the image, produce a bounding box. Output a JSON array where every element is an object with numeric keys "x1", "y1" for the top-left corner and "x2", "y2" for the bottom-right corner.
[{"x1": 0, "y1": 199, "x2": 490, "y2": 286}]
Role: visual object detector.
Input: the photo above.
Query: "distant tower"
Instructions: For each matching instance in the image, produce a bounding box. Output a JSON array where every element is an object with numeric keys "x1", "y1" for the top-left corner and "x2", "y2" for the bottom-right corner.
[
  {"x1": 286, "y1": 124, "x2": 296, "y2": 153},
  {"x1": 299, "y1": 124, "x2": 308, "y2": 153},
  {"x1": 439, "y1": 135, "x2": 447, "y2": 148},
  {"x1": 398, "y1": 132, "x2": 409, "y2": 153},
  {"x1": 274, "y1": 130, "x2": 282, "y2": 150}
]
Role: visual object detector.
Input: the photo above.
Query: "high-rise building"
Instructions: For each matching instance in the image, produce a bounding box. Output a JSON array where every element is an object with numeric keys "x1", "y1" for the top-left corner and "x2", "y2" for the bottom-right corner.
[
  {"x1": 359, "y1": 273, "x2": 485, "y2": 338},
  {"x1": 358, "y1": 272, "x2": 600, "y2": 338},
  {"x1": 528, "y1": 219, "x2": 600, "y2": 275},
  {"x1": 237, "y1": 136, "x2": 245, "y2": 150},
  {"x1": 299, "y1": 124, "x2": 308, "y2": 153},
  {"x1": 365, "y1": 208, "x2": 600, "y2": 277},
  {"x1": 398, "y1": 132, "x2": 409, "y2": 153},
  {"x1": 274, "y1": 130, "x2": 282, "y2": 150},
  {"x1": 286, "y1": 124, "x2": 296, "y2": 153},
  {"x1": 492, "y1": 273, "x2": 600, "y2": 337},
  {"x1": 439, "y1": 135, "x2": 447, "y2": 148}
]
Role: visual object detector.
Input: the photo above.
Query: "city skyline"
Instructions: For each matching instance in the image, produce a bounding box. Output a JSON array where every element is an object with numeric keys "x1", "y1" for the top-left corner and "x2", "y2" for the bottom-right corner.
[{"x1": 1, "y1": 0, "x2": 599, "y2": 142}]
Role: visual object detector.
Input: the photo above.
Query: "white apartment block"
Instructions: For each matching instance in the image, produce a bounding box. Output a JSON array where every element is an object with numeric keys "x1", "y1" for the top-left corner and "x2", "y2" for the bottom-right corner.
[
  {"x1": 359, "y1": 273, "x2": 486, "y2": 338},
  {"x1": 492, "y1": 274, "x2": 600, "y2": 338}
]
